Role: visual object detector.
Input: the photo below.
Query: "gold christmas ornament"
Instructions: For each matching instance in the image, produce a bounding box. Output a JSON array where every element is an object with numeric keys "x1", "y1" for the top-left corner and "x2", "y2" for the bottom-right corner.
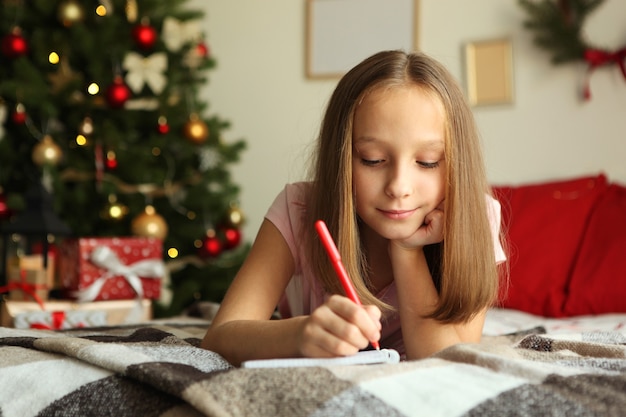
[
  {"x1": 58, "y1": 0, "x2": 85, "y2": 27},
  {"x1": 227, "y1": 203, "x2": 245, "y2": 227},
  {"x1": 183, "y1": 113, "x2": 209, "y2": 144},
  {"x1": 131, "y1": 205, "x2": 168, "y2": 240},
  {"x1": 32, "y1": 135, "x2": 63, "y2": 166}
]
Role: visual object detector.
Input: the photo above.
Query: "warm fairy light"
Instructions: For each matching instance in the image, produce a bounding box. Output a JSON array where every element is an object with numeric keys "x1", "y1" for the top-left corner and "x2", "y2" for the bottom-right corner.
[
  {"x1": 87, "y1": 83, "x2": 99, "y2": 95},
  {"x1": 48, "y1": 52, "x2": 60, "y2": 64},
  {"x1": 152, "y1": 147, "x2": 161, "y2": 156},
  {"x1": 76, "y1": 134, "x2": 87, "y2": 146},
  {"x1": 167, "y1": 248, "x2": 179, "y2": 258},
  {"x1": 95, "y1": 5, "x2": 107, "y2": 16},
  {"x1": 187, "y1": 211, "x2": 196, "y2": 220},
  {"x1": 109, "y1": 205, "x2": 123, "y2": 219},
  {"x1": 193, "y1": 239, "x2": 202, "y2": 249}
]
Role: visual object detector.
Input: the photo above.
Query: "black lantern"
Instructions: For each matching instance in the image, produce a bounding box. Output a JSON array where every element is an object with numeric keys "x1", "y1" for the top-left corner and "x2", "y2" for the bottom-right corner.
[{"x1": 0, "y1": 183, "x2": 72, "y2": 287}]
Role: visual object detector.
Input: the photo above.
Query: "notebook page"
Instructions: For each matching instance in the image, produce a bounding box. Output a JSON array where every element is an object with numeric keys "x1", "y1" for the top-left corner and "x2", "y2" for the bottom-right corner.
[{"x1": 241, "y1": 348, "x2": 400, "y2": 368}]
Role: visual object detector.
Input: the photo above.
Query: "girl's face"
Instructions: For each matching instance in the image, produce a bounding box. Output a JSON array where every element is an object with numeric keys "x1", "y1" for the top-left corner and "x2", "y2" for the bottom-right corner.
[{"x1": 352, "y1": 85, "x2": 447, "y2": 241}]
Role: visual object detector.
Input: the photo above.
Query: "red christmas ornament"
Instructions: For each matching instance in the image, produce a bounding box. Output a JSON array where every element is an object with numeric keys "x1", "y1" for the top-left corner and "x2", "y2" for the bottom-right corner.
[
  {"x1": 200, "y1": 232, "x2": 222, "y2": 258},
  {"x1": 157, "y1": 115, "x2": 169, "y2": 134},
  {"x1": 222, "y1": 227, "x2": 242, "y2": 250},
  {"x1": 105, "y1": 76, "x2": 132, "y2": 108},
  {"x1": 196, "y1": 42, "x2": 209, "y2": 58},
  {"x1": 0, "y1": 192, "x2": 12, "y2": 220},
  {"x1": 1, "y1": 28, "x2": 28, "y2": 58},
  {"x1": 105, "y1": 150, "x2": 117, "y2": 170},
  {"x1": 132, "y1": 21, "x2": 157, "y2": 50},
  {"x1": 11, "y1": 103, "x2": 26, "y2": 125}
]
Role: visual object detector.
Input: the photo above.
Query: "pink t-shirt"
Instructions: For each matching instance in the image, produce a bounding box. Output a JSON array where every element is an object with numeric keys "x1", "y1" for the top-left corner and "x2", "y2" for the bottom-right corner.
[{"x1": 265, "y1": 182, "x2": 506, "y2": 356}]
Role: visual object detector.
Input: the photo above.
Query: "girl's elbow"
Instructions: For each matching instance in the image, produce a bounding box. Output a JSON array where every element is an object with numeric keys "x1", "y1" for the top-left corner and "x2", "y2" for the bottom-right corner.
[
  {"x1": 201, "y1": 324, "x2": 222, "y2": 351},
  {"x1": 200, "y1": 330, "x2": 214, "y2": 351}
]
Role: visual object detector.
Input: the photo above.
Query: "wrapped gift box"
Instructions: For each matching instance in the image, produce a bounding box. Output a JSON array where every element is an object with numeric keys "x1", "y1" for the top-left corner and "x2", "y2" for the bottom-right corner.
[
  {"x1": 15, "y1": 309, "x2": 107, "y2": 329},
  {"x1": 59, "y1": 237, "x2": 164, "y2": 301},
  {"x1": 5, "y1": 267, "x2": 49, "y2": 303},
  {"x1": 7, "y1": 253, "x2": 56, "y2": 289},
  {"x1": 0, "y1": 298, "x2": 152, "y2": 328}
]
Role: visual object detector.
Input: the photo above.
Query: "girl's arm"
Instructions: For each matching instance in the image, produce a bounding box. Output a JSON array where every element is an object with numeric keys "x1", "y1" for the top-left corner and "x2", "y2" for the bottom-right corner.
[
  {"x1": 389, "y1": 244, "x2": 486, "y2": 360},
  {"x1": 389, "y1": 207, "x2": 485, "y2": 359},
  {"x1": 202, "y1": 219, "x2": 381, "y2": 366}
]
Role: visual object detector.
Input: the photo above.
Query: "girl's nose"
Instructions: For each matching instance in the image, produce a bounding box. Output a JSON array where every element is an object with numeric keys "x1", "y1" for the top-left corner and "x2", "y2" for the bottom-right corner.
[{"x1": 385, "y1": 165, "x2": 413, "y2": 199}]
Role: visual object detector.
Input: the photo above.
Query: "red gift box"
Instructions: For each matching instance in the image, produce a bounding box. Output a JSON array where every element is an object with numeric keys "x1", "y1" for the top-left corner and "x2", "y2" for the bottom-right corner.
[{"x1": 59, "y1": 237, "x2": 164, "y2": 301}]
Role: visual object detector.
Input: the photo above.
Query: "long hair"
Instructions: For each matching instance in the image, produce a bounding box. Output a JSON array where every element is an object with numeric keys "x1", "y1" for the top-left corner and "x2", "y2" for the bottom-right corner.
[{"x1": 306, "y1": 50, "x2": 500, "y2": 323}]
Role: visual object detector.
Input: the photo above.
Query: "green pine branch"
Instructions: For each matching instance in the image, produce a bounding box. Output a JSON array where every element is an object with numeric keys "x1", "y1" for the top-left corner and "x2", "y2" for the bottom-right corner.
[{"x1": 518, "y1": 0, "x2": 605, "y2": 64}]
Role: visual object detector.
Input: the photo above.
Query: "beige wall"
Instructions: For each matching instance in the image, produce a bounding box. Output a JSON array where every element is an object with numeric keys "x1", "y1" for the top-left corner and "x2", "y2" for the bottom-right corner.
[{"x1": 190, "y1": 0, "x2": 626, "y2": 242}]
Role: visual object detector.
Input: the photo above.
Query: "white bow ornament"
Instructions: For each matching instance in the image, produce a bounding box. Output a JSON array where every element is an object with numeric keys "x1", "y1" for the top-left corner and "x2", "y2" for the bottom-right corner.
[
  {"x1": 162, "y1": 17, "x2": 201, "y2": 52},
  {"x1": 122, "y1": 52, "x2": 168, "y2": 95},
  {"x1": 76, "y1": 245, "x2": 164, "y2": 303}
]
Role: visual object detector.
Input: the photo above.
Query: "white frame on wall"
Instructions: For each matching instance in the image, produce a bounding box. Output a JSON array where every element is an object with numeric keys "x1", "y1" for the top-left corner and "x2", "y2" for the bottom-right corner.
[{"x1": 305, "y1": 0, "x2": 420, "y2": 79}]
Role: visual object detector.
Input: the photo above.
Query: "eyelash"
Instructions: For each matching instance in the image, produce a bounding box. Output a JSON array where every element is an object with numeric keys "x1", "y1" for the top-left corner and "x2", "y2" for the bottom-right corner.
[
  {"x1": 360, "y1": 159, "x2": 383, "y2": 167},
  {"x1": 418, "y1": 161, "x2": 439, "y2": 169},
  {"x1": 360, "y1": 159, "x2": 440, "y2": 169}
]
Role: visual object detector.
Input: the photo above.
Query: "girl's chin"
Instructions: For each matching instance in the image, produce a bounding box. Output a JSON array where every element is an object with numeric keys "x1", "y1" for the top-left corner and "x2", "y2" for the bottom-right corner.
[
  {"x1": 372, "y1": 222, "x2": 424, "y2": 241},
  {"x1": 358, "y1": 214, "x2": 425, "y2": 239}
]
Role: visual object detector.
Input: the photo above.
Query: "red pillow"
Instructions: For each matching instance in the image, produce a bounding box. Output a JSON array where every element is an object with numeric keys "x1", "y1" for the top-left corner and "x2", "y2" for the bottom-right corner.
[
  {"x1": 564, "y1": 183, "x2": 626, "y2": 315},
  {"x1": 492, "y1": 174, "x2": 608, "y2": 317}
]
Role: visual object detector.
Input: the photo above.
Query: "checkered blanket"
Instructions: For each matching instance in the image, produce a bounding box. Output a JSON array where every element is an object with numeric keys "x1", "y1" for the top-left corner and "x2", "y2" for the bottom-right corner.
[{"x1": 1, "y1": 322, "x2": 625, "y2": 416}]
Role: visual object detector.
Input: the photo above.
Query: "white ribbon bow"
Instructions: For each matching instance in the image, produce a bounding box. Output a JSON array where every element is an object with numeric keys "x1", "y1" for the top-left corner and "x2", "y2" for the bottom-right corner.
[
  {"x1": 122, "y1": 52, "x2": 168, "y2": 95},
  {"x1": 162, "y1": 17, "x2": 201, "y2": 52},
  {"x1": 76, "y1": 245, "x2": 164, "y2": 302}
]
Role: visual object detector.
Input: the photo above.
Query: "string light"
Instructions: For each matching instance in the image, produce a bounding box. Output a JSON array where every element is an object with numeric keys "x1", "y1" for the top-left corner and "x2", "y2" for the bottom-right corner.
[
  {"x1": 87, "y1": 83, "x2": 99, "y2": 95},
  {"x1": 75, "y1": 134, "x2": 87, "y2": 146},
  {"x1": 48, "y1": 52, "x2": 60, "y2": 64},
  {"x1": 95, "y1": 5, "x2": 107, "y2": 16}
]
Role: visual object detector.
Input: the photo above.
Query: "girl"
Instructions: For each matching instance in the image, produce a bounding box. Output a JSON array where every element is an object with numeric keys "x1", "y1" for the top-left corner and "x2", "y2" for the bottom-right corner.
[{"x1": 202, "y1": 50, "x2": 506, "y2": 366}]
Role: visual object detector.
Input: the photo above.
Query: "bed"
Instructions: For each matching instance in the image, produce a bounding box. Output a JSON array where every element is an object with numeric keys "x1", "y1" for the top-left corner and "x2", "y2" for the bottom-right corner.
[
  {"x1": 1, "y1": 173, "x2": 625, "y2": 416},
  {"x1": 0, "y1": 308, "x2": 625, "y2": 417}
]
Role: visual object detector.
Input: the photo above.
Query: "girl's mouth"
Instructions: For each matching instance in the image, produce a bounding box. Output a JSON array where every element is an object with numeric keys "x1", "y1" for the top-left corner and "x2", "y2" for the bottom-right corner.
[{"x1": 378, "y1": 209, "x2": 416, "y2": 220}]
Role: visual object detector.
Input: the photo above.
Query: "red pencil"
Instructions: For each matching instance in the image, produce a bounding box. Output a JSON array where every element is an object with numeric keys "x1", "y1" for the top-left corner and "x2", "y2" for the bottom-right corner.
[{"x1": 315, "y1": 220, "x2": 380, "y2": 350}]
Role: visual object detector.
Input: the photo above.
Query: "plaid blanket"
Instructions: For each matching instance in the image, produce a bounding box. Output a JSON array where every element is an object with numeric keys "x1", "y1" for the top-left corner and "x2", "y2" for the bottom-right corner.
[{"x1": 0, "y1": 322, "x2": 625, "y2": 417}]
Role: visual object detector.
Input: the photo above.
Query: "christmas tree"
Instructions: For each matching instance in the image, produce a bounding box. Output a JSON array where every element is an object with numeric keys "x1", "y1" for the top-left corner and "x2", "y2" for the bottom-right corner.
[{"x1": 0, "y1": 0, "x2": 248, "y2": 316}]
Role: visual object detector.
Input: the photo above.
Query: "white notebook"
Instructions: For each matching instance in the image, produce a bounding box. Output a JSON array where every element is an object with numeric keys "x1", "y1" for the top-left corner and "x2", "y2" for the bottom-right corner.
[{"x1": 241, "y1": 348, "x2": 400, "y2": 368}]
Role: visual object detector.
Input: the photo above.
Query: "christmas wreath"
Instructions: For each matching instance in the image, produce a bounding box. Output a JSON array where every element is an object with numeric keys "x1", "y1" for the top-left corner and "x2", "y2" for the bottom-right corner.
[{"x1": 519, "y1": 0, "x2": 626, "y2": 99}]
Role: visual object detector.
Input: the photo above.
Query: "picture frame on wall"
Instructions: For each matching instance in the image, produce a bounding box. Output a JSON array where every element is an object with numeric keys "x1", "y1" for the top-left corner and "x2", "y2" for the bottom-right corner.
[
  {"x1": 464, "y1": 38, "x2": 514, "y2": 106},
  {"x1": 305, "y1": 0, "x2": 419, "y2": 79}
]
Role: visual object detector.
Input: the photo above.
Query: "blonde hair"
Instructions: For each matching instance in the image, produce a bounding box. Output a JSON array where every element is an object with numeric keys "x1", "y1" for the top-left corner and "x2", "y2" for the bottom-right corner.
[{"x1": 306, "y1": 50, "x2": 501, "y2": 323}]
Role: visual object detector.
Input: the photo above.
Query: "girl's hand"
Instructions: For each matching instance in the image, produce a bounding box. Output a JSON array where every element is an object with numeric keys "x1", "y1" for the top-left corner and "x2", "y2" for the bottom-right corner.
[
  {"x1": 297, "y1": 295, "x2": 381, "y2": 358},
  {"x1": 394, "y1": 204, "x2": 445, "y2": 250}
]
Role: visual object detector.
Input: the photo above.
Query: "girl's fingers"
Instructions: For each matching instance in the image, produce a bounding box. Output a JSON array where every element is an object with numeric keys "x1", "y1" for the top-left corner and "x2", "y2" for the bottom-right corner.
[
  {"x1": 363, "y1": 304, "x2": 382, "y2": 331},
  {"x1": 301, "y1": 306, "x2": 363, "y2": 357},
  {"x1": 300, "y1": 296, "x2": 381, "y2": 357},
  {"x1": 326, "y1": 296, "x2": 381, "y2": 344}
]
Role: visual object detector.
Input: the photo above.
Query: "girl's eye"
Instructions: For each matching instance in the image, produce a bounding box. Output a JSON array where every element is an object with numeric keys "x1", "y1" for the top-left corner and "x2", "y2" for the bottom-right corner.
[
  {"x1": 417, "y1": 160, "x2": 439, "y2": 169},
  {"x1": 360, "y1": 158, "x2": 383, "y2": 166}
]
